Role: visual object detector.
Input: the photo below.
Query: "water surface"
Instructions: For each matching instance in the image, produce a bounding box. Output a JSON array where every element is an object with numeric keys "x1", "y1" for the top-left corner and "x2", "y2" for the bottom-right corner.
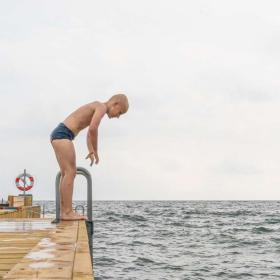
[{"x1": 37, "y1": 201, "x2": 280, "y2": 280}]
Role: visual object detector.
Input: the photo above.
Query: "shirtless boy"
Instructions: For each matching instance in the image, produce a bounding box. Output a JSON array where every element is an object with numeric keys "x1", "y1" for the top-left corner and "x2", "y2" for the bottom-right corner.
[{"x1": 50, "y1": 93, "x2": 129, "y2": 220}]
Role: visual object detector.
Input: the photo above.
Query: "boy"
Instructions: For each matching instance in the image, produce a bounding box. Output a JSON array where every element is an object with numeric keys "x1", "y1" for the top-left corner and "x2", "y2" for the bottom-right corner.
[{"x1": 50, "y1": 93, "x2": 129, "y2": 220}]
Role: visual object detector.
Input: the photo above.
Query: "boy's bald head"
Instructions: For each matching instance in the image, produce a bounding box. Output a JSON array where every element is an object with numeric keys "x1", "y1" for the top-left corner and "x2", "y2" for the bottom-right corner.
[{"x1": 109, "y1": 93, "x2": 129, "y2": 113}]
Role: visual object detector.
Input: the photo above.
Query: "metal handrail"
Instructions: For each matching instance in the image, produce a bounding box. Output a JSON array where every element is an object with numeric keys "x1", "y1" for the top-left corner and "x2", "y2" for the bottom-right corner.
[
  {"x1": 52, "y1": 167, "x2": 93, "y2": 223},
  {"x1": 51, "y1": 167, "x2": 94, "y2": 265},
  {"x1": 75, "y1": 205, "x2": 85, "y2": 215}
]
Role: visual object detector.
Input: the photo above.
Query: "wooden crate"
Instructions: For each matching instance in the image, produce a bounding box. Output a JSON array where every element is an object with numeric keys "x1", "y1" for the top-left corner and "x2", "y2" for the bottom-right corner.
[
  {"x1": 0, "y1": 206, "x2": 41, "y2": 218},
  {"x1": 19, "y1": 194, "x2": 33, "y2": 206},
  {"x1": 8, "y1": 196, "x2": 25, "y2": 207}
]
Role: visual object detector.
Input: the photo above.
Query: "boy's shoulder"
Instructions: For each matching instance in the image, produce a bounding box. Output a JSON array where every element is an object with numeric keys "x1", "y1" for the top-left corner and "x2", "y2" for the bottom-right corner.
[
  {"x1": 92, "y1": 101, "x2": 106, "y2": 110},
  {"x1": 89, "y1": 101, "x2": 107, "y2": 116},
  {"x1": 84, "y1": 101, "x2": 105, "y2": 110},
  {"x1": 92, "y1": 100, "x2": 103, "y2": 106}
]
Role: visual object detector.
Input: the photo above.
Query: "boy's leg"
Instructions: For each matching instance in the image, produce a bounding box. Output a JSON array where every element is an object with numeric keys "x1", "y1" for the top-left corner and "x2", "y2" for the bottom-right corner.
[{"x1": 51, "y1": 139, "x2": 86, "y2": 220}]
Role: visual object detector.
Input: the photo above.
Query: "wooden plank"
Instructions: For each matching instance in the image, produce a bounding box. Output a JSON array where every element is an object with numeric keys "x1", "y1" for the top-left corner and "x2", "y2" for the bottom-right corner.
[
  {"x1": 73, "y1": 221, "x2": 94, "y2": 280},
  {"x1": 0, "y1": 260, "x2": 19, "y2": 264},
  {"x1": 0, "y1": 254, "x2": 26, "y2": 259},
  {"x1": 0, "y1": 264, "x2": 15, "y2": 271}
]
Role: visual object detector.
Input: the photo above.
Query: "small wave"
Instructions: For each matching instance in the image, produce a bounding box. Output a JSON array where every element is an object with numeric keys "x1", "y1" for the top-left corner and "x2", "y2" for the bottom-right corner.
[
  {"x1": 270, "y1": 237, "x2": 280, "y2": 242},
  {"x1": 94, "y1": 257, "x2": 119, "y2": 266},
  {"x1": 131, "y1": 240, "x2": 147, "y2": 246},
  {"x1": 229, "y1": 272, "x2": 254, "y2": 278},
  {"x1": 230, "y1": 251, "x2": 241, "y2": 255},
  {"x1": 131, "y1": 240, "x2": 165, "y2": 248},
  {"x1": 209, "y1": 210, "x2": 255, "y2": 217},
  {"x1": 163, "y1": 264, "x2": 184, "y2": 271},
  {"x1": 133, "y1": 257, "x2": 156, "y2": 265},
  {"x1": 107, "y1": 216, "x2": 120, "y2": 222},
  {"x1": 232, "y1": 227, "x2": 249, "y2": 232},
  {"x1": 183, "y1": 215, "x2": 191, "y2": 219},
  {"x1": 265, "y1": 218, "x2": 280, "y2": 224},
  {"x1": 182, "y1": 210, "x2": 206, "y2": 215},
  {"x1": 106, "y1": 241, "x2": 126, "y2": 246},
  {"x1": 214, "y1": 271, "x2": 227, "y2": 277},
  {"x1": 121, "y1": 214, "x2": 147, "y2": 222},
  {"x1": 132, "y1": 257, "x2": 167, "y2": 268},
  {"x1": 154, "y1": 229, "x2": 172, "y2": 236},
  {"x1": 103, "y1": 211, "x2": 117, "y2": 216},
  {"x1": 167, "y1": 222, "x2": 184, "y2": 227},
  {"x1": 224, "y1": 244, "x2": 239, "y2": 249},
  {"x1": 102, "y1": 212, "x2": 148, "y2": 222},
  {"x1": 239, "y1": 240, "x2": 260, "y2": 246},
  {"x1": 252, "y1": 226, "x2": 274, "y2": 234}
]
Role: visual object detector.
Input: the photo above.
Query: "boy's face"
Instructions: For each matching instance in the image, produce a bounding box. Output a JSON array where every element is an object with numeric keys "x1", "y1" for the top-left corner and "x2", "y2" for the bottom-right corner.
[{"x1": 107, "y1": 102, "x2": 126, "y2": 119}]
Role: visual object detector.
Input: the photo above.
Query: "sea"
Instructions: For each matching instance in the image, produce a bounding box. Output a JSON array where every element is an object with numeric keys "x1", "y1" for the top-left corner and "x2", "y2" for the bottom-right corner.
[{"x1": 36, "y1": 200, "x2": 280, "y2": 280}]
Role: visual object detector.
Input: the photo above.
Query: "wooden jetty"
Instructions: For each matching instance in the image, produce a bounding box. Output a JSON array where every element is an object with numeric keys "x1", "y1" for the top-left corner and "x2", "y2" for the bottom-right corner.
[{"x1": 0, "y1": 219, "x2": 94, "y2": 280}]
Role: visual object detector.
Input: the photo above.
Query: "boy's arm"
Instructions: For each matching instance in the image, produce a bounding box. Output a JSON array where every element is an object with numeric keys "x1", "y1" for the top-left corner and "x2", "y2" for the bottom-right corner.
[{"x1": 86, "y1": 103, "x2": 106, "y2": 165}]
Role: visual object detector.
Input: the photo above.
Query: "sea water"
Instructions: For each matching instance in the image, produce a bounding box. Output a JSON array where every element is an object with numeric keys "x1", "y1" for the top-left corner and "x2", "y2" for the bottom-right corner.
[{"x1": 37, "y1": 201, "x2": 280, "y2": 280}]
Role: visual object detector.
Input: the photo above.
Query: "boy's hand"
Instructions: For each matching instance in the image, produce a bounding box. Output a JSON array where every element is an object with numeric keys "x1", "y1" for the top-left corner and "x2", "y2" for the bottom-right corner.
[{"x1": 85, "y1": 151, "x2": 99, "y2": 166}]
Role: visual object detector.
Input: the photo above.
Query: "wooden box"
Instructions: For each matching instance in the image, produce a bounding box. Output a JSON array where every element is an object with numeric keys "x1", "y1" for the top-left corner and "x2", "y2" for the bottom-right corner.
[
  {"x1": 8, "y1": 196, "x2": 25, "y2": 207},
  {"x1": 19, "y1": 194, "x2": 33, "y2": 206}
]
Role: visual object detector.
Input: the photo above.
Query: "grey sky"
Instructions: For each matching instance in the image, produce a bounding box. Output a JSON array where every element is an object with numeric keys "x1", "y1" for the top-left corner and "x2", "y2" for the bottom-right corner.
[{"x1": 1, "y1": 0, "x2": 280, "y2": 200}]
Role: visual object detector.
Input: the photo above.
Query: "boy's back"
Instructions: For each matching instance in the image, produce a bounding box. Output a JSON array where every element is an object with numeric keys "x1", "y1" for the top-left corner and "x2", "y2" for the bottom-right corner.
[{"x1": 63, "y1": 101, "x2": 105, "y2": 136}]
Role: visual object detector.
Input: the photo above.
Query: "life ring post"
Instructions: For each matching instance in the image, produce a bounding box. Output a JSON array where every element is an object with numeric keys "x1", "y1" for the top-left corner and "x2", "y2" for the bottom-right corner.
[
  {"x1": 23, "y1": 169, "x2": 26, "y2": 196},
  {"x1": 15, "y1": 169, "x2": 34, "y2": 194}
]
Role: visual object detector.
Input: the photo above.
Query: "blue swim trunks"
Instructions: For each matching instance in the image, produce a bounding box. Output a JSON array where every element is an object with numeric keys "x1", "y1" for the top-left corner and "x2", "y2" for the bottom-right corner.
[{"x1": 50, "y1": 123, "x2": 75, "y2": 142}]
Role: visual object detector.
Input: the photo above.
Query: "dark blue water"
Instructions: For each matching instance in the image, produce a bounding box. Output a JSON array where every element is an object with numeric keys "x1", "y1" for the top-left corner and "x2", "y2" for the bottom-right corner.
[{"x1": 37, "y1": 201, "x2": 280, "y2": 279}]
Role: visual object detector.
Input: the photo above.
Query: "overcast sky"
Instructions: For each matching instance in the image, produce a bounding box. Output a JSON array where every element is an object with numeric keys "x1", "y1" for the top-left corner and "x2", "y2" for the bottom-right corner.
[{"x1": 1, "y1": 0, "x2": 280, "y2": 200}]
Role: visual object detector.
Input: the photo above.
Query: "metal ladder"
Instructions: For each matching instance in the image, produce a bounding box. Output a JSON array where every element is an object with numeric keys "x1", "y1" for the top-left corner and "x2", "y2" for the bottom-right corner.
[{"x1": 52, "y1": 166, "x2": 94, "y2": 263}]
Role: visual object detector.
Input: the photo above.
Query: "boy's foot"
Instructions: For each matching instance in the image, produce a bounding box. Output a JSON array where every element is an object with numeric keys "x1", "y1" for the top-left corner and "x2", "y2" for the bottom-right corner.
[{"x1": 60, "y1": 211, "x2": 87, "y2": 221}]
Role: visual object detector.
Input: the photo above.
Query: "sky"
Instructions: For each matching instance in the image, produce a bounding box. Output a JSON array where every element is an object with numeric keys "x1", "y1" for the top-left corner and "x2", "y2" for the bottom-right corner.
[{"x1": 1, "y1": 0, "x2": 280, "y2": 200}]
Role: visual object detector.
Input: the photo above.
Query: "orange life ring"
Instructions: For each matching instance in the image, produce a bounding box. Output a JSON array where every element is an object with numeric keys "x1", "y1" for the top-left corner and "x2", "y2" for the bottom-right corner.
[{"x1": 15, "y1": 173, "x2": 34, "y2": 191}]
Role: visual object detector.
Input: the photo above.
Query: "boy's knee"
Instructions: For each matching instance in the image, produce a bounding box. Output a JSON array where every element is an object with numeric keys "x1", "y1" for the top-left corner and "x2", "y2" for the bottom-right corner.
[{"x1": 63, "y1": 168, "x2": 76, "y2": 178}]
